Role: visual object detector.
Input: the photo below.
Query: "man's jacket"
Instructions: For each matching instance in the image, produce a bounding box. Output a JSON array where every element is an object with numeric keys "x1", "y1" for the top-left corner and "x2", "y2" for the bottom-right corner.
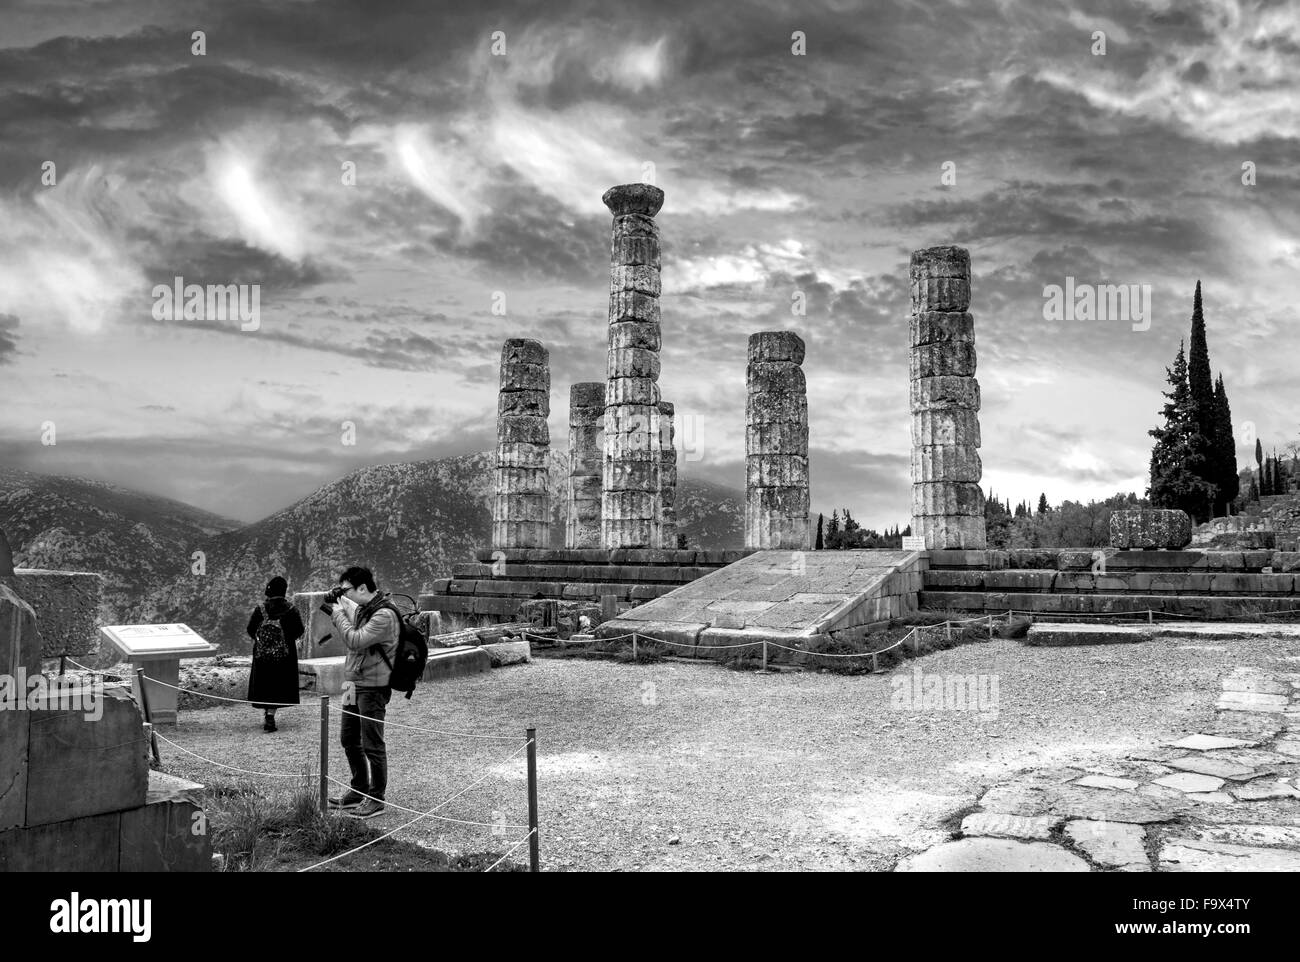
[{"x1": 331, "y1": 593, "x2": 399, "y2": 687}]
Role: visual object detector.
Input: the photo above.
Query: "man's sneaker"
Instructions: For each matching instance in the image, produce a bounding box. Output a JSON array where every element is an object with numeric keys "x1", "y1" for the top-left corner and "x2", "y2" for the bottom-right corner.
[
  {"x1": 328, "y1": 790, "x2": 366, "y2": 810},
  {"x1": 348, "y1": 798, "x2": 386, "y2": 819}
]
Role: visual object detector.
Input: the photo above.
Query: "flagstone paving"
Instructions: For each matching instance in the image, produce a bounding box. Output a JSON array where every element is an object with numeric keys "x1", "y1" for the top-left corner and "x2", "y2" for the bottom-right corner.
[{"x1": 894, "y1": 665, "x2": 1300, "y2": 871}]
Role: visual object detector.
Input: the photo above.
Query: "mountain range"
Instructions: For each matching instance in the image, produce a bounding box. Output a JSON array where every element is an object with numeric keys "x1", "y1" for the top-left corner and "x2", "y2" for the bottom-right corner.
[{"x1": 0, "y1": 456, "x2": 742, "y2": 652}]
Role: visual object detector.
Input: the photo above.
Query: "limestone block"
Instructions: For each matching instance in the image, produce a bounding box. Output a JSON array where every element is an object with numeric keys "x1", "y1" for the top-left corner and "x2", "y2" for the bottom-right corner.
[
  {"x1": 119, "y1": 771, "x2": 212, "y2": 871},
  {"x1": 569, "y1": 381, "x2": 605, "y2": 416},
  {"x1": 602, "y1": 518, "x2": 657, "y2": 548},
  {"x1": 1109, "y1": 509, "x2": 1193, "y2": 550},
  {"x1": 482, "y1": 640, "x2": 531, "y2": 667},
  {"x1": 610, "y1": 264, "x2": 661, "y2": 296},
  {"x1": 492, "y1": 493, "x2": 550, "y2": 524},
  {"x1": 912, "y1": 514, "x2": 988, "y2": 550},
  {"x1": 607, "y1": 347, "x2": 662, "y2": 380},
  {"x1": 1, "y1": 581, "x2": 41, "y2": 678},
  {"x1": 608, "y1": 291, "x2": 660, "y2": 324},
  {"x1": 4, "y1": 571, "x2": 101, "y2": 659},
  {"x1": 748, "y1": 331, "x2": 806, "y2": 365},
  {"x1": 607, "y1": 323, "x2": 661, "y2": 355},
  {"x1": 297, "y1": 656, "x2": 346, "y2": 695},
  {"x1": 496, "y1": 442, "x2": 549, "y2": 469},
  {"x1": 603, "y1": 491, "x2": 659, "y2": 519},
  {"x1": 498, "y1": 361, "x2": 549, "y2": 392},
  {"x1": 913, "y1": 482, "x2": 984, "y2": 516},
  {"x1": 606, "y1": 460, "x2": 660, "y2": 492},
  {"x1": 493, "y1": 466, "x2": 550, "y2": 495},
  {"x1": 910, "y1": 375, "x2": 981, "y2": 413},
  {"x1": 910, "y1": 277, "x2": 971, "y2": 313},
  {"x1": 0, "y1": 811, "x2": 121, "y2": 872},
  {"x1": 497, "y1": 389, "x2": 549, "y2": 418},
  {"x1": 746, "y1": 392, "x2": 809, "y2": 424},
  {"x1": 501, "y1": 338, "x2": 547, "y2": 366},
  {"x1": 491, "y1": 521, "x2": 551, "y2": 549},
  {"x1": 746, "y1": 485, "x2": 810, "y2": 515},
  {"x1": 423, "y1": 647, "x2": 492, "y2": 681},
  {"x1": 746, "y1": 421, "x2": 810, "y2": 456},
  {"x1": 604, "y1": 432, "x2": 659, "y2": 462},
  {"x1": 909, "y1": 311, "x2": 974, "y2": 347},
  {"x1": 912, "y1": 409, "x2": 981, "y2": 447},
  {"x1": 497, "y1": 415, "x2": 549, "y2": 445},
  {"x1": 746, "y1": 455, "x2": 810, "y2": 488},
  {"x1": 747, "y1": 362, "x2": 806, "y2": 396},
  {"x1": 25, "y1": 687, "x2": 148, "y2": 827},
  {"x1": 611, "y1": 232, "x2": 661, "y2": 268},
  {"x1": 912, "y1": 445, "x2": 982, "y2": 483},
  {"x1": 606, "y1": 377, "x2": 661, "y2": 407},
  {"x1": 909, "y1": 341, "x2": 977, "y2": 379},
  {"x1": 568, "y1": 475, "x2": 603, "y2": 501}
]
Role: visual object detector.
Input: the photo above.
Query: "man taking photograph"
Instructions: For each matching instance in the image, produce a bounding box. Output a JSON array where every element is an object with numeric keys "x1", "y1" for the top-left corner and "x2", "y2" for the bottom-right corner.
[{"x1": 321, "y1": 565, "x2": 398, "y2": 819}]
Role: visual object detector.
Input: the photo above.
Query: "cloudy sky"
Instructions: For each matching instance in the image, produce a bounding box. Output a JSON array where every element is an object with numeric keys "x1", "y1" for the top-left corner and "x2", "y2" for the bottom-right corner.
[{"x1": 1, "y1": 0, "x2": 1297, "y2": 529}]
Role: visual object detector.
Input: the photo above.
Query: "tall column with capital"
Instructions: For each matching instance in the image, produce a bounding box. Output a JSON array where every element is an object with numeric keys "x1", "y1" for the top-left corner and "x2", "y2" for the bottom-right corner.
[
  {"x1": 745, "y1": 331, "x2": 811, "y2": 550},
  {"x1": 909, "y1": 246, "x2": 986, "y2": 549},
  {"x1": 566, "y1": 382, "x2": 604, "y2": 549},
  {"x1": 493, "y1": 338, "x2": 551, "y2": 549},
  {"x1": 602, "y1": 184, "x2": 664, "y2": 548}
]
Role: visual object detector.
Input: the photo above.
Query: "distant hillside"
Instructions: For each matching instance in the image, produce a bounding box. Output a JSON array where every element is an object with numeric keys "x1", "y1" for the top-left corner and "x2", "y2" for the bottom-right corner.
[
  {"x1": 1, "y1": 457, "x2": 744, "y2": 653},
  {"x1": 0, "y1": 468, "x2": 242, "y2": 627}
]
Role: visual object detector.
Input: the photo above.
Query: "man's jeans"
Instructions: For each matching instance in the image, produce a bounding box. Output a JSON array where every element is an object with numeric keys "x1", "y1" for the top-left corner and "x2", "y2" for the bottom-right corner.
[{"x1": 341, "y1": 685, "x2": 391, "y2": 800}]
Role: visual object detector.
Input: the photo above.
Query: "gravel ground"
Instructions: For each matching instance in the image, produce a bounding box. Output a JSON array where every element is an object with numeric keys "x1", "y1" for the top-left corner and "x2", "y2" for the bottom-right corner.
[{"x1": 159, "y1": 634, "x2": 1300, "y2": 871}]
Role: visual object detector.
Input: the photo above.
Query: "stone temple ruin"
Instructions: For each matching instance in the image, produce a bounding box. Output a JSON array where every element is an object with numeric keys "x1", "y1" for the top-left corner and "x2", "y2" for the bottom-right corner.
[{"x1": 421, "y1": 186, "x2": 1300, "y2": 648}]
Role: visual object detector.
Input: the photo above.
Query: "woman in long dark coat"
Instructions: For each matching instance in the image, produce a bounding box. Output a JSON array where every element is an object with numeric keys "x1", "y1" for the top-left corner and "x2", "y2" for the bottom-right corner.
[{"x1": 246, "y1": 576, "x2": 304, "y2": 732}]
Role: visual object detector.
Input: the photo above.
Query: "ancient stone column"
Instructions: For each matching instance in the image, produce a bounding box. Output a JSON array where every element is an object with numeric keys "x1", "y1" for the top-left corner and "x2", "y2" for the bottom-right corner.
[
  {"x1": 658, "y1": 401, "x2": 678, "y2": 548},
  {"x1": 602, "y1": 183, "x2": 664, "y2": 548},
  {"x1": 493, "y1": 338, "x2": 551, "y2": 549},
  {"x1": 566, "y1": 382, "x2": 604, "y2": 549},
  {"x1": 909, "y1": 246, "x2": 986, "y2": 549},
  {"x1": 745, "y1": 332, "x2": 811, "y2": 550}
]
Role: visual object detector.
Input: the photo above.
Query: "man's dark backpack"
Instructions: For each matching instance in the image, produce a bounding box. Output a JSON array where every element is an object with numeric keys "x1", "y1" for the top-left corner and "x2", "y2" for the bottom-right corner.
[{"x1": 373, "y1": 595, "x2": 429, "y2": 699}]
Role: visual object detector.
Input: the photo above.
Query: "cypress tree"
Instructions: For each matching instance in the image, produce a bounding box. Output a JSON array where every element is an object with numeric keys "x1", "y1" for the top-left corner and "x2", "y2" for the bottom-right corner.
[
  {"x1": 1255, "y1": 438, "x2": 1265, "y2": 496},
  {"x1": 815, "y1": 513, "x2": 824, "y2": 550},
  {"x1": 1148, "y1": 341, "x2": 1215, "y2": 520},
  {"x1": 1211, "y1": 375, "x2": 1239, "y2": 514},
  {"x1": 1037, "y1": 492, "x2": 1050, "y2": 515}
]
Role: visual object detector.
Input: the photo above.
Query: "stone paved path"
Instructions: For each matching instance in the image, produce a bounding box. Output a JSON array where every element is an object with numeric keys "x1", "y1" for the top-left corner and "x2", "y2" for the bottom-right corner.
[{"x1": 895, "y1": 665, "x2": 1300, "y2": 871}]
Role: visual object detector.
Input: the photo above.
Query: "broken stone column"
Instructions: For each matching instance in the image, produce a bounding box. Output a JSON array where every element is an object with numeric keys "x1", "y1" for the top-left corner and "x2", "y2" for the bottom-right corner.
[
  {"x1": 909, "y1": 246, "x2": 986, "y2": 549},
  {"x1": 566, "y1": 382, "x2": 604, "y2": 549},
  {"x1": 745, "y1": 332, "x2": 811, "y2": 550},
  {"x1": 602, "y1": 183, "x2": 664, "y2": 548},
  {"x1": 658, "y1": 401, "x2": 678, "y2": 548},
  {"x1": 493, "y1": 338, "x2": 551, "y2": 550}
]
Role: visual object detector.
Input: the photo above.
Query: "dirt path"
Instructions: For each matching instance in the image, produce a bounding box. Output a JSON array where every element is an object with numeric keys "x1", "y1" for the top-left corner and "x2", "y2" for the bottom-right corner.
[{"x1": 159, "y1": 634, "x2": 1300, "y2": 871}]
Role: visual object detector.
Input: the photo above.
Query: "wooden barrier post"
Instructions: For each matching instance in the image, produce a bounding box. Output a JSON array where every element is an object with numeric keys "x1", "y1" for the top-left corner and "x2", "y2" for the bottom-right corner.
[
  {"x1": 632, "y1": 633, "x2": 638, "y2": 660},
  {"x1": 526, "y1": 727, "x2": 540, "y2": 873},
  {"x1": 136, "y1": 668, "x2": 161, "y2": 767},
  {"x1": 762, "y1": 639, "x2": 768, "y2": 671},
  {"x1": 319, "y1": 695, "x2": 330, "y2": 814}
]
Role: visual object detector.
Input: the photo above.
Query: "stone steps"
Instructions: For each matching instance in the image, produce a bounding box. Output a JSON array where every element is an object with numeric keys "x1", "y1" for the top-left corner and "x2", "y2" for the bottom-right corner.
[
  {"x1": 925, "y1": 568, "x2": 1299, "y2": 594},
  {"x1": 921, "y1": 590, "x2": 1300, "y2": 618}
]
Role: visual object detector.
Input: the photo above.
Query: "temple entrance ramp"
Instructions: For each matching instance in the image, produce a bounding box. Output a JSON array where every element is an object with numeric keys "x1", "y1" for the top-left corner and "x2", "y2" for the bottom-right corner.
[{"x1": 596, "y1": 549, "x2": 922, "y2": 651}]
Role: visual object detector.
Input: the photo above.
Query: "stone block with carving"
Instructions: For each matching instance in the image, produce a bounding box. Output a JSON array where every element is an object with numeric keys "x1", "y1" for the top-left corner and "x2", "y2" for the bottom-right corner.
[{"x1": 1109, "y1": 509, "x2": 1193, "y2": 550}]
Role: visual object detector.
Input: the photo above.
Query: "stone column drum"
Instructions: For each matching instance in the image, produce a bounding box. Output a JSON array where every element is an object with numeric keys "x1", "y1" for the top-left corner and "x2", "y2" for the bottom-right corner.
[
  {"x1": 909, "y1": 246, "x2": 986, "y2": 549},
  {"x1": 745, "y1": 331, "x2": 811, "y2": 550},
  {"x1": 566, "y1": 382, "x2": 605, "y2": 549},
  {"x1": 658, "y1": 401, "x2": 678, "y2": 548},
  {"x1": 493, "y1": 338, "x2": 551, "y2": 549},
  {"x1": 602, "y1": 183, "x2": 664, "y2": 548}
]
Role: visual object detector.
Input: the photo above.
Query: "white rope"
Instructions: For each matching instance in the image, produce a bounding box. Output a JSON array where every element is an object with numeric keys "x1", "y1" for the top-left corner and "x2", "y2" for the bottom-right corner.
[
  {"x1": 298, "y1": 739, "x2": 533, "y2": 872},
  {"x1": 320, "y1": 774, "x2": 529, "y2": 829},
  {"x1": 483, "y1": 828, "x2": 538, "y2": 873},
  {"x1": 151, "y1": 731, "x2": 307, "y2": 778},
  {"x1": 328, "y1": 703, "x2": 519, "y2": 740},
  {"x1": 130, "y1": 672, "x2": 302, "y2": 708}
]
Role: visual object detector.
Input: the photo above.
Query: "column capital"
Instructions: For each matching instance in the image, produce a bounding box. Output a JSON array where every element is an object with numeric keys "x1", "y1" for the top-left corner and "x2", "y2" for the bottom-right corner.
[{"x1": 603, "y1": 183, "x2": 664, "y2": 217}]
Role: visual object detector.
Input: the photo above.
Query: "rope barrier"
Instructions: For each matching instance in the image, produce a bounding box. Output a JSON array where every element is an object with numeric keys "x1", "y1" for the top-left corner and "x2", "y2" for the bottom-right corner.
[
  {"x1": 327, "y1": 703, "x2": 520, "y2": 740},
  {"x1": 298, "y1": 739, "x2": 533, "y2": 873},
  {"x1": 319, "y1": 774, "x2": 530, "y2": 828},
  {"x1": 483, "y1": 828, "x2": 539, "y2": 873},
  {"x1": 131, "y1": 673, "x2": 302, "y2": 708},
  {"x1": 151, "y1": 731, "x2": 309, "y2": 779}
]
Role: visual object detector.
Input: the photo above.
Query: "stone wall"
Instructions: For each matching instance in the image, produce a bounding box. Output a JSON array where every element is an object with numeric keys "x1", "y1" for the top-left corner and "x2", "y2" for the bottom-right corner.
[
  {"x1": 0, "y1": 581, "x2": 210, "y2": 871},
  {"x1": 0, "y1": 569, "x2": 103, "y2": 658}
]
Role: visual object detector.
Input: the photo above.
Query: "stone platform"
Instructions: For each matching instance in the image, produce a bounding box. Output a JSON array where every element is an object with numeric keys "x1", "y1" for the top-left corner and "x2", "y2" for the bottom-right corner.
[
  {"x1": 920, "y1": 548, "x2": 1300, "y2": 620},
  {"x1": 420, "y1": 548, "x2": 753, "y2": 622},
  {"x1": 596, "y1": 548, "x2": 921, "y2": 652}
]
